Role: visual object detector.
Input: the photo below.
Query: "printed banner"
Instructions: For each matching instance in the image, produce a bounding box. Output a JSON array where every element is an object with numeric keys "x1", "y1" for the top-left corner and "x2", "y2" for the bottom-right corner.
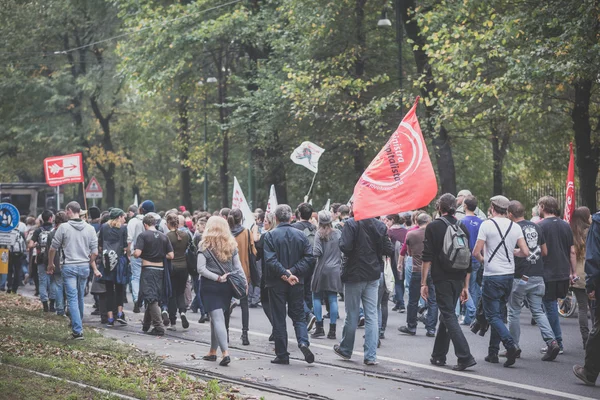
[
  {"x1": 352, "y1": 97, "x2": 438, "y2": 221},
  {"x1": 232, "y1": 177, "x2": 255, "y2": 229},
  {"x1": 44, "y1": 153, "x2": 84, "y2": 187},
  {"x1": 290, "y1": 141, "x2": 325, "y2": 174},
  {"x1": 564, "y1": 142, "x2": 575, "y2": 223}
]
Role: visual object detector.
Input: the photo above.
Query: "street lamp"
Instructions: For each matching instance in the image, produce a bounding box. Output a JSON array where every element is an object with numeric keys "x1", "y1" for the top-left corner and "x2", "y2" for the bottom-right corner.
[
  {"x1": 378, "y1": 1, "x2": 403, "y2": 116},
  {"x1": 199, "y1": 77, "x2": 217, "y2": 211}
]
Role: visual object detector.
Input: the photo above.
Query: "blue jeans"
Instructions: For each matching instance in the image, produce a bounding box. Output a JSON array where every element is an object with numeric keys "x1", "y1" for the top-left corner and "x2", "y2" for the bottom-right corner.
[
  {"x1": 63, "y1": 265, "x2": 90, "y2": 335},
  {"x1": 507, "y1": 277, "x2": 555, "y2": 346},
  {"x1": 130, "y1": 256, "x2": 142, "y2": 303},
  {"x1": 0, "y1": 274, "x2": 6, "y2": 290},
  {"x1": 404, "y1": 256, "x2": 413, "y2": 294},
  {"x1": 191, "y1": 276, "x2": 205, "y2": 314},
  {"x1": 463, "y1": 260, "x2": 482, "y2": 324},
  {"x1": 339, "y1": 279, "x2": 379, "y2": 362},
  {"x1": 482, "y1": 275, "x2": 516, "y2": 354},
  {"x1": 53, "y1": 273, "x2": 65, "y2": 315},
  {"x1": 314, "y1": 291, "x2": 339, "y2": 325},
  {"x1": 543, "y1": 298, "x2": 563, "y2": 346},
  {"x1": 406, "y1": 272, "x2": 438, "y2": 333},
  {"x1": 38, "y1": 264, "x2": 53, "y2": 302}
]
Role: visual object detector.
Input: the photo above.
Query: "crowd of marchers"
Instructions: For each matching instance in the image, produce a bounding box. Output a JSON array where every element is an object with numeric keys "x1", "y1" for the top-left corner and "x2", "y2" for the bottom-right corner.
[{"x1": 1, "y1": 192, "x2": 599, "y2": 386}]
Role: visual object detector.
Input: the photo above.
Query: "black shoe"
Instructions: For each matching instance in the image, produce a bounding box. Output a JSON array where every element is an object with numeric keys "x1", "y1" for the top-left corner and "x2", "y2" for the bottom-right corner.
[
  {"x1": 91, "y1": 309, "x2": 101, "y2": 316},
  {"x1": 307, "y1": 314, "x2": 316, "y2": 331},
  {"x1": 49, "y1": 300, "x2": 56, "y2": 312},
  {"x1": 133, "y1": 304, "x2": 141, "y2": 314},
  {"x1": 147, "y1": 328, "x2": 165, "y2": 336},
  {"x1": 426, "y1": 331, "x2": 436, "y2": 337},
  {"x1": 180, "y1": 313, "x2": 189, "y2": 329},
  {"x1": 142, "y1": 324, "x2": 150, "y2": 332},
  {"x1": 485, "y1": 354, "x2": 499, "y2": 364},
  {"x1": 70, "y1": 332, "x2": 84, "y2": 340},
  {"x1": 249, "y1": 303, "x2": 258, "y2": 309},
  {"x1": 399, "y1": 306, "x2": 406, "y2": 313},
  {"x1": 542, "y1": 340, "x2": 560, "y2": 362},
  {"x1": 333, "y1": 344, "x2": 351, "y2": 360},
  {"x1": 364, "y1": 359, "x2": 379, "y2": 366},
  {"x1": 299, "y1": 344, "x2": 314, "y2": 364},
  {"x1": 392, "y1": 305, "x2": 400, "y2": 312},
  {"x1": 324, "y1": 312, "x2": 330, "y2": 319},
  {"x1": 106, "y1": 319, "x2": 115, "y2": 327},
  {"x1": 42, "y1": 301, "x2": 49, "y2": 312},
  {"x1": 271, "y1": 357, "x2": 289, "y2": 365},
  {"x1": 573, "y1": 365, "x2": 597, "y2": 386},
  {"x1": 430, "y1": 357, "x2": 446, "y2": 366},
  {"x1": 327, "y1": 324, "x2": 336, "y2": 340},
  {"x1": 504, "y1": 347, "x2": 518, "y2": 368},
  {"x1": 241, "y1": 330, "x2": 250, "y2": 346},
  {"x1": 269, "y1": 333, "x2": 275, "y2": 342},
  {"x1": 116, "y1": 313, "x2": 127, "y2": 326},
  {"x1": 398, "y1": 326, "x2": 416, "y2": 336},
  {"x1": 161, "y1": 311, "x2": 170, "y2": 327},
  {"x1": 379, "y1": 331, "x2": 385, "y2": 339},
  {"x1": 199, "y1": 314, "x2": 209, "y2": 323},
  {"x1": 311, "y1": 322, "x2": 325, "y2": 338},
  {"x1": 219, "y1": 356, "x2": 231, "y2": 366},
  {"x1": 453, "y1": 358, "x2": 477, "y2": 371},
  {"x1": 202, "y1": 355, "x2": 217, "y2": 361},
  {"x1": 358, "y1": 317, "x2": 365, "y2": 327}
]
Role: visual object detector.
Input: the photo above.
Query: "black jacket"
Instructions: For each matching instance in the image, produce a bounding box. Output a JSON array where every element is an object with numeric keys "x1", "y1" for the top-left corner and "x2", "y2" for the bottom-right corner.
[
  {"x1": 585, "y1": 212, "x2": 600, "y2": 293},
  {"x1": 339, "y1": 218, "x2": 393, "y2": 283},
  {"x1": 264, "y1": 223, "x2": 314, "y2": 287}
]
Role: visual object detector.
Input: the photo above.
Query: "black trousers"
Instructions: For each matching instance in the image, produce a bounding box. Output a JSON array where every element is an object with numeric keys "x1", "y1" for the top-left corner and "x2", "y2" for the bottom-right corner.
[
  {"x1": 432, "y1": 279, "x2": 473, "y2": 363},
  {"x1": 268, "y1": 282, "x2": 309, "y2": 360},
  {"x1": 105, "y1": 281, "x2": 125, "y2": 315},
  {"x1": 7, "y1": 253, "x2": 23, "y2": 293},
  {"x1": 168, "y1": 267, "x2": 188, "y2": 324},
  {"x1": 583, "y1": 303, "x2": 600, "y2": 382}
]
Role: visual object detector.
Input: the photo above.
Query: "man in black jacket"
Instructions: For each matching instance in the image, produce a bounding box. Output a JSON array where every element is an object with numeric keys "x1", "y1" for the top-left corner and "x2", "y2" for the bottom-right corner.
[
  {"x1": 421, "y1": 193, "x2": 476, "y2": 371},
  {"x1": 333, "y1": 213, "x2": 393, "y2": 365},
  {"x1": 264, "y1": 204, "x2": 315, "y2": 365},
  {"x1": 292, "y1": 202, "x2": 318, "y2": 328},
  {"x1": 573, "y1": 210, "x2": 600, "y2": 386}
]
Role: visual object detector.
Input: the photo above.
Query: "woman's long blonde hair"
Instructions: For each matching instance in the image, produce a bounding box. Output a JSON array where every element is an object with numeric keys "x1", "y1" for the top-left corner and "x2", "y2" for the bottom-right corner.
[{"x1": 200, "y1": 216, "x2": 238, "y2": 262}]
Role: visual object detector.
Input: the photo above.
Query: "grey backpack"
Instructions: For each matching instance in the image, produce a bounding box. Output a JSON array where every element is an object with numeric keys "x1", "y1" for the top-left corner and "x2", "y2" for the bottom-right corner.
[{"x1": 439, "y1": 217, "x2": 471, "y2": 271}]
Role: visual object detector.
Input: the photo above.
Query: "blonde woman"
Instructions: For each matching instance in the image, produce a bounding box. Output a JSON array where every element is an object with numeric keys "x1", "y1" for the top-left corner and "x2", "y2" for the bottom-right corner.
[{"x1": 198, "y1": 216, "x2": 245, "y2": 366}]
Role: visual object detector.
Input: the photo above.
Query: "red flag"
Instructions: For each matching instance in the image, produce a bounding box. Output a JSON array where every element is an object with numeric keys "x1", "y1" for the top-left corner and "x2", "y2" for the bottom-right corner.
[
  {"x1": 564, "y1": 142, "x2": 575, "y2": 223},
  {"x1": 44, "y1": 153, "x2": 84, "y2": 187},
  {"x1": 353, "y1": 98, "x2": 437, "y2": 221}
]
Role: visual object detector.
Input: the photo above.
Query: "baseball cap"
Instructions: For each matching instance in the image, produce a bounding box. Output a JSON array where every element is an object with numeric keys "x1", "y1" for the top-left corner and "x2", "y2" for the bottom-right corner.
[{"x1": 140, "y1": 200, "x2": 155, "y2": 214}]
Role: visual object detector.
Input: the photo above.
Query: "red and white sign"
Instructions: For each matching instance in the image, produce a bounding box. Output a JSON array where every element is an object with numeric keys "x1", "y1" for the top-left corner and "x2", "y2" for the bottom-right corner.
[
  {"x1": 44, "y1": 153, "x2": 84, "y2": 187},
  {"x1": 232, "y1": 177, "x2": 255, "y2": 229},
  {"x1": 85, "y1": 176, "x2": 103, "y2": 199},
  {"x1": 352, "y1": 97, "x2": 438, "y2": 221},
  {"x1": 564, "y1": 142, "x2": 575, "y2": 223}
]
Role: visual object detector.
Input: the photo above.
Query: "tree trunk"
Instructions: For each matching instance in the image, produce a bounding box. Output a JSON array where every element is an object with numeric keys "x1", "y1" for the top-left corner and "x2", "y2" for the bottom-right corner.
[
  {"x1": 490, "y1": 125, "x2": 510, "y2": 196},
  {"x1": 217, "y1": 62, "x2": 230, "y2": 209},
  {"x1": 400, "y1": 0, "x2": 457, "y2": 195},
  {"x1": 90, "y1": 95, "x2": 116, "y2": 207},
  {"x1": 352, "y1": 0, "x2": 367, "y2": 180},
  {"x1": 178, "y1": 96, "x2": 193, "y2": 211},
  {"x1": 572, "y1": 79, "x2": 599, "y2": 213}
]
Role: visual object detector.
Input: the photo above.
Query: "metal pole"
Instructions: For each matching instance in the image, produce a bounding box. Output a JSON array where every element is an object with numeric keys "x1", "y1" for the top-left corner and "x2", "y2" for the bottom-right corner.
[
  {"x1": 203, "y1": 95, "x2": 208, "y2": 211},
  {"x1": 56, "y1": 185, "x2": 60, "y2": 210},
  {"x1": 395, "y1": 0, "x2": 403, "y2": 116}
]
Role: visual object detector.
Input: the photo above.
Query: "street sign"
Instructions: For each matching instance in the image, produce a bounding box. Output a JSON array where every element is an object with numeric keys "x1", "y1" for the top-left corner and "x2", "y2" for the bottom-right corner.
[
  {"x1": 44, "y1": 153, "x2": 84, "y2": 187},
  {"x1": 85, "y1": 176, "x2": 103, "y2": 199},
  {"x1": 0, "y1": 203, "x2": 20, "y2": 233},
  {"x1": 0, "y1": 231, "x2": 17, "y2": 246}
]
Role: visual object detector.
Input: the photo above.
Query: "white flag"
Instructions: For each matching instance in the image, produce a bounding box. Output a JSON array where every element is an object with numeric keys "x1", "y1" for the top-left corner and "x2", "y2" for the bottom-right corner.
[
  {"x1": 133, "y1": 194, "x2": 138, "y2": 207},
  {"x1": 323, "y1": 199, "x2": 330, "y2": 211},
  {"x1": 232, "y1": 177, "x2": 255, "y2": 230},
  {"x1": 290, "y1": 141, "x2": 325, "y2": 174},
  {"x1": 266, "y1": 185, "x2": 278, "y2": 214}
]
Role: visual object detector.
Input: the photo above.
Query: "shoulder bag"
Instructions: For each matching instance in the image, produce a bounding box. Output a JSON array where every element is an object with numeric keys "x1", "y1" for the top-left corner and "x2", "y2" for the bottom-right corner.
[{"x1": 206, "y1": 249, "x2": 247, "y2": 299}]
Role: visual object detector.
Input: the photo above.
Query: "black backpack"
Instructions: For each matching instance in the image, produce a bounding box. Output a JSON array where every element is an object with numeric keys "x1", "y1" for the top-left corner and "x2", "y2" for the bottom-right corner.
[{"x1": 186, "y1": 234, "x2": 199, "y2": 277}]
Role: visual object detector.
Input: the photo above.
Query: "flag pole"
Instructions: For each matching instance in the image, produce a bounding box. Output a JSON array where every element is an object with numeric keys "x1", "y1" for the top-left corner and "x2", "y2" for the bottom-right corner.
[
  {"x1": 82, "y1": 181, "x2": 88, "y2": 211},
  {"x1": 56, "y1": 186, "x2": 60, "y2": 210},
  {"x1": 305, "y1": 172, "x2": 317, "y2": 202}
]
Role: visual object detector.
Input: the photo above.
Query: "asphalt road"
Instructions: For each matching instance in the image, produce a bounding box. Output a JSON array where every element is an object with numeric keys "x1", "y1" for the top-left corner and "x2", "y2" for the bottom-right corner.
[{"x1": 19, "y1": 284, "x2": 599, "y2": 400}]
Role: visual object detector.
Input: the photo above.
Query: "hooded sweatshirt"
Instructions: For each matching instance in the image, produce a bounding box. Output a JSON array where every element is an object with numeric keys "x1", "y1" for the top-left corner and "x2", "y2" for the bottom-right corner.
[{"x1": 51, "y1": 219, "x2": 98, "y2": 266}]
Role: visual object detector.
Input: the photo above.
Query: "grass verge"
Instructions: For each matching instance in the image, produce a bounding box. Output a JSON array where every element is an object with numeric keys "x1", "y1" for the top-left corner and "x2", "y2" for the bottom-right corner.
[{"x1": 0, "y1": 293, "x2": 234, "y2": 399}]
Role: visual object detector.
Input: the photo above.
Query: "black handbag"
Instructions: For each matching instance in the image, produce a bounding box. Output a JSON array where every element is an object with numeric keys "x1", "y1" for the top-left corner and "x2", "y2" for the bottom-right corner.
[
  {"x1": 206, "y1": 250, "x2": 247, "y2": 299},
  {"x1": 247, "y1": 229, "x2": 260, "y2": 287},
  {"x1": 186, "y1": 236, "x2": 199, "y2": 278}
]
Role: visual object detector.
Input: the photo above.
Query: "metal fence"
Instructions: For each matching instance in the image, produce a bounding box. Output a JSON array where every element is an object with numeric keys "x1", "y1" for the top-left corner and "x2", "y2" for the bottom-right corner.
[{"x1": 505, "y1": 181, "x2": 583, "y2": 218}]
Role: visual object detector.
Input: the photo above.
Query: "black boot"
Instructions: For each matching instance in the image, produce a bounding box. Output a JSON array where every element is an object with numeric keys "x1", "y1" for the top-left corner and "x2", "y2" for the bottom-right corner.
[
  {"x1": 241, "y1": 330, "x2": 250, "y2": 346},
  {"x1": 311, "y1": 321, "x2": 325, "y2": 338},
  {"x1": 49, "y1": 300, "x2": 56, "y2": 312},
  {"x1": 327, "y1": 323, "x2": 337, "y2": 339},
  {"x1": 42, "y1": 301, "x2": 49, "y2": 312}
]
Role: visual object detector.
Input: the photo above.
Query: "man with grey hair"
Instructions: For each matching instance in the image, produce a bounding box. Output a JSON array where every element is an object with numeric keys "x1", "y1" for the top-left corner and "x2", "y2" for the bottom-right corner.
[
  {"x1": 399, "y1": 213, "x2": 438, "y2": 337},
  {"x1": 264, "y1": 204, "x2": 315, "y2": 364},
  {"x1": 455, "y1": 190, "x2": 487, "y2": 220},
  {"x1": 48, "y1": 201, "x2": 99, "y2": 340}
]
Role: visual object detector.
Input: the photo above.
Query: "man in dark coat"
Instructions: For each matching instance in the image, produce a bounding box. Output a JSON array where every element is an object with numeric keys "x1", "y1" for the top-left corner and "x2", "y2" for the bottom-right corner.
[{"x1": 264, "y1": 204, "x2": 315, "y2": 365}]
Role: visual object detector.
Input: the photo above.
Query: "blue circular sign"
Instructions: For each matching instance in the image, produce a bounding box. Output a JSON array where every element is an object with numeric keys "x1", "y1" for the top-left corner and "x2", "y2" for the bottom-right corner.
[{"x1": 0, "y1": 203, "x2": 20, "y2": 232}]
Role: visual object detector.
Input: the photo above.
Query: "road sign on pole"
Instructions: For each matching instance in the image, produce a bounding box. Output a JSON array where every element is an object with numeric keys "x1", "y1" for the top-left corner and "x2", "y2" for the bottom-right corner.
[
  {"x1": 85, "y1": 177, "x2": 103, "y2": 199},
  {"x1": 0, "y1": 203, "x2": 20, "y2": 233}
]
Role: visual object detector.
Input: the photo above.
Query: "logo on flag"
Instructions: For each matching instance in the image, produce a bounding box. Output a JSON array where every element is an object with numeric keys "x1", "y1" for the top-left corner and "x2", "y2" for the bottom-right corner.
[
  {"x1": 290, "y1": 141, "x2": 325, "y2": 174},
  {"x1": 44, "y1": 153, "x2": 84, "y2": 187},
  {"x1": 352, "y1": 97, "x2": 437, "y2": 221},
  {"x1": 232, "y1": 177, "x2": 256, "y2": 230},
  {"x1": 266, "y1": 185, "x2": 278, "y2": 214},
  {"x1": 564, "y1": 142, "x2": 575, "y2": 223}
]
